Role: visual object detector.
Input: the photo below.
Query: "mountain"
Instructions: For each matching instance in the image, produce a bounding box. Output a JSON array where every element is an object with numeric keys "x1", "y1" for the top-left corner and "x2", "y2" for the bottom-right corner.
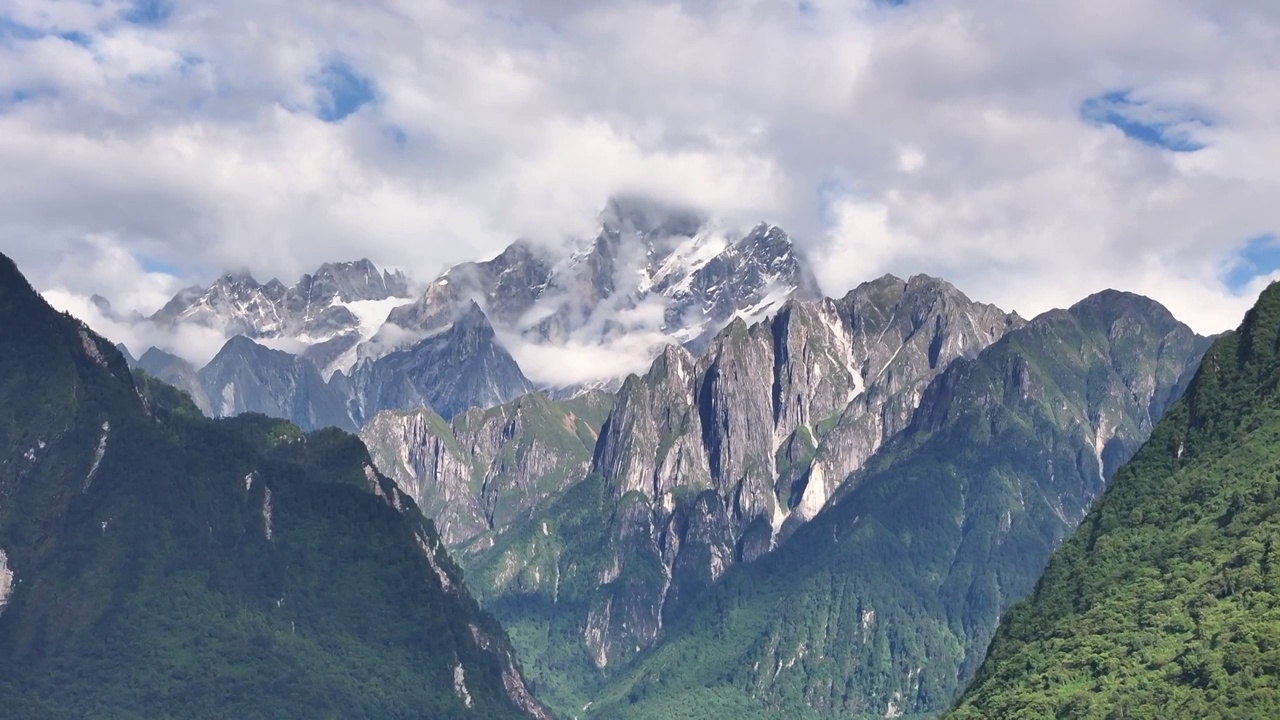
[
  {"x1": 133, "y1": 346, "x2": 210, "y2": 412},
  {"x1": 149, "y1": 258, "x2": 413, "y2": 378},
  {"x1": 0, "y1": 252, "x2": 550, "y2": 719},
  {"x1": 369, "y1": 197, "x2": 823, "y2": 385},
  {"x1": 584, "y1": 290, "x2": 1204, "y2": 719},
  {"x1": 360, "y1": 390, "x2": 613, "y2": 548},
  {"x1": 448, "y1": 276, "x2": 1031, "y2": 711},
  {"x1": 345, "y1": 301, "x2": 538, "y2": 423},
  {"x1": 200, "y1": 335, "x2": 357, "y2": 432},
  {"x1": 948, "y1": 284, "x2": 1280, "y2": 718},
  {"x1": 463, "y1": 286, "x2": 1203, "y2": 718},
  {"x1": 130, "y1": 301, "x2": 537, "y2": 434},
  {"x1": 98, "y1": 200, "x2": 825, "y2": 434}
]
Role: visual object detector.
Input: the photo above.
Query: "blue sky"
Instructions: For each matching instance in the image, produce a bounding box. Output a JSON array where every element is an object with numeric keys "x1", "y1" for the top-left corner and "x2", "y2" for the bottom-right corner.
[
  {"x1": 1081, "y1": 91, "x2": 1210, "y2": 153},
  {"x1": 316, "y1": 62, "x2": 376, "y2": 123},
  {"x1": 1225, "y1": 236, "x2": 1280, "y2": 294}
]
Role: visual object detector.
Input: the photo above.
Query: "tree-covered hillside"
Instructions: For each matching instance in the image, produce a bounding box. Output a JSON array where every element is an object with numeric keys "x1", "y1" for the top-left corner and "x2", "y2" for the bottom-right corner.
[
  {"x1": 0, "y1": 253, "x2": 550, "y2": 720},
  {"x1": 949, "y1": 282, "x2": 1280, "y2": 718}
]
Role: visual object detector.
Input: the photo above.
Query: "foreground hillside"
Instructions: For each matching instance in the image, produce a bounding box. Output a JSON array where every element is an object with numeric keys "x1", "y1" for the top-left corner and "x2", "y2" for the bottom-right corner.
[
  {"x1": 950, "y1": 281, "x2": 1280, "y2": 718},
  {"x1": 0, "y1": 253, "x2": 549, "y2": 720}
]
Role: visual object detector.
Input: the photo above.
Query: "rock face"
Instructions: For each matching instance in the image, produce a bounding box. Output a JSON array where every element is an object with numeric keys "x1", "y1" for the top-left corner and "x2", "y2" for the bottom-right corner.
[
  {"x1": 360, "y1": 390, "x2": 613, "y2": 547},
  {"x1": 345, "y1": 302, "x2": 537, "y2": 423},
  {"x1": 949, "y1": 283, "x2": 1280, "y2": 719},
  {"x1": 0, "y1": 252, "x2": 551, "y2": 720},
  {"x1": 461, "y1": 274, "x2": 1037, "y2": 713},
  {"x1": 570, "y1": 276, "x2": 1024, "y2": 668},
  {"x1": 585, "y1": 290, "x2": 1207, "y2": 720},
  {"x1": 149, "y1": 258, "x2": 413, "y2": 378},
  {"x1": 199, "y1": 335, "x2": 356, "y2": 431},
  {"x1": 133, "y1": 346, "x2": 210, "y2": 413}
]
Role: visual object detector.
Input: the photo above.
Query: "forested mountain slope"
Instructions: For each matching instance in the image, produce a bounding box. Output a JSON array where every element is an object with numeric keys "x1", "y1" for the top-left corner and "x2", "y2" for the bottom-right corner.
[
  {"x1": 949, "y1": 282, "x2": 1280, "y2": 718},
  {"x1": 0, "y1": 253, "x2": 550, "y2": 720}
]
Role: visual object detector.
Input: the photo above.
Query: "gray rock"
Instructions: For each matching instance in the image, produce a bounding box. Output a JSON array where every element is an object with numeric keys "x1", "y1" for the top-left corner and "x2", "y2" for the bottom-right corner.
[
  {"x1": 348, "y1": 302, "x2": 536, "y2": 423},
  {"x1": 199, "y1": 335, "x2": 356, "y2": 431}
]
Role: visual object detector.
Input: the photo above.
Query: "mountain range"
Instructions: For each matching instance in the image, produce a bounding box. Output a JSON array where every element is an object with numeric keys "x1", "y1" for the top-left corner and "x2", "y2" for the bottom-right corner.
[
  {"x1": 36, "y1": 197, "x2": 1277, "y2": 719},
  {"x1": 101, "y1": 198, "x2": 824, "y2": 434}
]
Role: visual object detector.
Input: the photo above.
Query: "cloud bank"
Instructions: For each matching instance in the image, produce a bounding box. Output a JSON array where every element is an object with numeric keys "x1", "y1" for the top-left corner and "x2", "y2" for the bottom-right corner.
[{"x1": 2, "y1": 0, "x2": 1278, "y2": 341}]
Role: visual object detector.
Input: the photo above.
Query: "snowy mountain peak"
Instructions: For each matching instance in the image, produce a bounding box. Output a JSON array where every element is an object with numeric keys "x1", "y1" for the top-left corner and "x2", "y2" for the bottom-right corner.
[
  {"x1": 143, "y1": 259, "x2": 415, "y2": 378},
  {"x1": 366, "y1": 200, "x2": 823, "y2": 388}
]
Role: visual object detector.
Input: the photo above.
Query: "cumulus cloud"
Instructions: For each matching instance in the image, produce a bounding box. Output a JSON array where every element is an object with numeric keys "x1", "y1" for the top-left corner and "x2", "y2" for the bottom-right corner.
[{"x1": 0, "y1": 0, "x2": 1277, "y2": 344}]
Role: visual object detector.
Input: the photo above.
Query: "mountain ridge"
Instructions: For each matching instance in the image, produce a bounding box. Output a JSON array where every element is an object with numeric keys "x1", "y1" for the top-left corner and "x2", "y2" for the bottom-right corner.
[
  {"x1": 0, "y1": 251, "x2": 551, "y2": 719},
  {"x1": 948, "y1": 280, "x2": 1280, "y2": 718}
]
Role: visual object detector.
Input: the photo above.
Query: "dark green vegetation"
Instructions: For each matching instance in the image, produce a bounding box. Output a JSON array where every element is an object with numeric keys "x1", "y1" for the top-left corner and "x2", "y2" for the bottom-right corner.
[
  {"x1": 567, "y1": 292, "x2": 1203, "y2": 718},
  {"x1": 950, "y1": 282, "x2": 1280, "y2": 718},
  {"x1": 467, "y1": 474, "x2": 618, "y2": 713},
  {"x1": 0, "y1": 254, "x2": 548, "y2": 719}
]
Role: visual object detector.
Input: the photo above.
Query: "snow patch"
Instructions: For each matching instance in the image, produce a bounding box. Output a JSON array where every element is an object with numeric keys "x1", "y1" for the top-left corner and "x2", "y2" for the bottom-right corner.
[
  {"x1": 244, "y1": 472, "x2": 255, "y2": 491},
  {"x1": 818, "y1": 304, "x2": 864, "y2": 402},
  {"x1": 327, "y1": 297, "x2": 412, "y2": 378},
  {"x1": 732, "y1": 283, "x2": 795, "y2": 326}
]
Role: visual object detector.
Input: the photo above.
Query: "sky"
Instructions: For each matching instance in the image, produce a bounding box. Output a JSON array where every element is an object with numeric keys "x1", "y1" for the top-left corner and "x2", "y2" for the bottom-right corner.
[{"x1": 3, "y1": 0, "x2": 1280, "y2": 340}]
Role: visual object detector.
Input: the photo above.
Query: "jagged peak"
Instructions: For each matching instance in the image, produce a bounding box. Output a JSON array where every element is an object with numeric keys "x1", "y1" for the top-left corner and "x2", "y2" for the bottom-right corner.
[
  {"x1": 137, "y1": 345, "x2": 186, "y2": 366},
  {"x1": 644, "y1": 342, "x2": 697, "y2": 382},
  {"x1": 903, "y1": 273, "x2": 973, "y2": 299},
  {"x1": 840, "y1": 273, "x2": 908, "y2": 303},
  {"x1": 448, "y1": 300, "x2": 496, "y2": 338},
  {"x1": 210, "y1": 335, "x2": 312, "y2": 369},
  {"x1": 315, "y1": 258, "x2": 378, "y2": 275},
  {"x1": 216, "y1": 269, "x2": 261, "y2": 286}
]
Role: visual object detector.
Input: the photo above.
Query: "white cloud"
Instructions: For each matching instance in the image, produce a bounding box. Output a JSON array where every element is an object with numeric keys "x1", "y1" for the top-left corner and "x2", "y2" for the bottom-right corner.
[{"x1": 0, "y1": 0, "x2": 1276, "y2": 345}]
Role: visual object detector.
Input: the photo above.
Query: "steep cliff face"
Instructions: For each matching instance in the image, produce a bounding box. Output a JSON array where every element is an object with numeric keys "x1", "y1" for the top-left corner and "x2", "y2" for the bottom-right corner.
[
  {"x1": 199, "y1": 334, "x2": 356, "y2": 431},
  {"x1": 461, "y1": 275, "x2": 1030, "y2": 711},
  {"x1": 346, "y1": 301, "x2": 537, "y2": 423},
  {"x1": 0, "y1": 252, "x2": 550, "y2": 720},
  {"x1": 587, "y1": 291, "x2": 1206, "y2": 720},
  {"x1": 360, "y1": 390, "x2": 612, "y2": 547},
  {"x1": 132, "y1": 346, "x2": 211, "y2": 413}
]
